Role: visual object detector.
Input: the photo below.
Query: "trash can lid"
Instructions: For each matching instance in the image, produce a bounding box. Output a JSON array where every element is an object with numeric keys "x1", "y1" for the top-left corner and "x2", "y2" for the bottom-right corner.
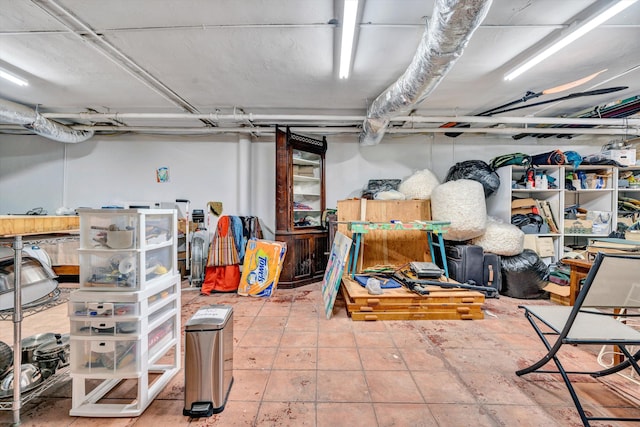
[{"x1": 185, "y1": 304, "x2": 233, "y2": 330}]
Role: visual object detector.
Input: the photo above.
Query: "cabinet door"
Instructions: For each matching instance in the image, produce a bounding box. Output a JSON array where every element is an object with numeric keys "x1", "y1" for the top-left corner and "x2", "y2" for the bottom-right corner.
[
  {"x1": 276, "y1": 231, "x2": 328, "y2": 288},
  {"x1": 275, "y1": 126, "x2": 327, "y2": 232},
  {"x1": 292, "y1": 149, "x2": 323, "y2": 228}
]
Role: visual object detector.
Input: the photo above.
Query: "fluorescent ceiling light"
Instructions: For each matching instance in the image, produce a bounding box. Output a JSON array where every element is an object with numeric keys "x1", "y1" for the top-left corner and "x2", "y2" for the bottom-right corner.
[
  {"x1": 339, "y1": 0, "x2": 359, "y2": 79},
  {"x1": 0, "y1": 68, "x2": 28, "y2": 86},
  {"x1": 505, "y1": 0, "x2": 638, "y2": 81}
]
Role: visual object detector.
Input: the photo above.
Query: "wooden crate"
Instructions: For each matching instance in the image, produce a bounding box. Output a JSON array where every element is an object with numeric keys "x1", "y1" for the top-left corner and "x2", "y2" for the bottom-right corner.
[
  {"x1": 0, "y1": 215, "x2": 79, "y2": 237},
  {"x1": 336, "y1": 199, "x2": 431, "y2": 270},
  {"x1": 340, "y1": 276, "x2": 484, "y2": 321}
]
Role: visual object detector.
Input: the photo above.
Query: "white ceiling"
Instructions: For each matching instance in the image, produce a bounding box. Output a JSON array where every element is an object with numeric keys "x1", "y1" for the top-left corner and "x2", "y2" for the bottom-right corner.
[{"x1": 1, "y1": 0, "x2": 639, "y2": 137}]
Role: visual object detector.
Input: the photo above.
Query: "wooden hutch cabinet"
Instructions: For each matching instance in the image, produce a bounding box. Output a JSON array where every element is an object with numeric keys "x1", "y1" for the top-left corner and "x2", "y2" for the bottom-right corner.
[{"x1": 275, "y1": 126, "x2": 329, "y2": 288}]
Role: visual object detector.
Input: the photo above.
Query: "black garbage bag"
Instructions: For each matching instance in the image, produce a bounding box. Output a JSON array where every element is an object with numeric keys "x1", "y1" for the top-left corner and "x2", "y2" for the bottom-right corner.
[
  {"x1": 500, "y1": 249, "x2": 549, "y2": 299},
  {"x1": 444, "y1": 160, "x2": 500, "y2": 197}
]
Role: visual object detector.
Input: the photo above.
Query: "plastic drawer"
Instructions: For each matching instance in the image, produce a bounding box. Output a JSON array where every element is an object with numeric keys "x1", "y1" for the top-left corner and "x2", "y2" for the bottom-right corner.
[
  {"x1": 71, "y1": 338, "x2": 140, "y2": 375},
  {"x1": 148, "y1": 318, "x2": 175, "y2": 360},
  {"x1": 148, "y1": 283, "x2": 177, "y2": 312},
  {"x1": 79, "y1": 210, "x2": 174, "y2": 249},
  {"x1": 80, "y1": 212, "x2": 139, "y2": 249},
  {"x1": 148, "y1": 299, "x2": 177, "y2": 326},
  {"x1": 79, "y1": 246, "x2": 173, "y2": 291},
  {"x1": 144, "y1": 245, "x2": 174, "y2": 281},
  {"x1": 144, "y1": 214, "x2": 174, "y2": 246},
  {"x1": 69, "y1": 301, "x2": 139, "y2": 318},
  {"x1": 79, "y1": 251, "x2": 139, "y2": 290},
  {"x1": 70, "y1": 318, "x2": 140, "y2": 337}
]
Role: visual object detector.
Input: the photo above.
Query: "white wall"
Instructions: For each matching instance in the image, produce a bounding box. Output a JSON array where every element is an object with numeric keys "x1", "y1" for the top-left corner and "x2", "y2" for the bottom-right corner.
[{"x1": 0, "y1": 131, "x2": 611, "y2": 229}]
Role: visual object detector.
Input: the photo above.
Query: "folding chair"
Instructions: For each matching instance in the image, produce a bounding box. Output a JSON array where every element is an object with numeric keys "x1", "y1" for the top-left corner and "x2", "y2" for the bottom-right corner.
[{"x1": 516, "y1": 252, "x2": 640, "y2": 426}]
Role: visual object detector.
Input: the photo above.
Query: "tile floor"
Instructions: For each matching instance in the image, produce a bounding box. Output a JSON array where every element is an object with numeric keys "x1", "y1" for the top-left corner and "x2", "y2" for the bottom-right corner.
[{"x1": 1, "y1": 280, "x2": 640, "y2": 427}]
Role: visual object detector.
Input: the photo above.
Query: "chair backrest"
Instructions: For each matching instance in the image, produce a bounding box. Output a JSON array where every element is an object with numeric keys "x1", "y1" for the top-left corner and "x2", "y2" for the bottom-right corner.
[{"x1": 578, "y1": 252, "x2": 640, "y2": 309}]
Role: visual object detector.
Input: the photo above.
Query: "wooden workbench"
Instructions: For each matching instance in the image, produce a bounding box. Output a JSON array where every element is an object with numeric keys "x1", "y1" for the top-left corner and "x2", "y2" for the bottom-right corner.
[{"x1": 0, "y1": 215, "x2": 79, "y2": 237}]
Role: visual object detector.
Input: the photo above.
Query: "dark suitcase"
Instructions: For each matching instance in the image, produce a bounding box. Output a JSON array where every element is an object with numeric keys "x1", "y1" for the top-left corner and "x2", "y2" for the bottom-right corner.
[
  {"x1": 444, "y1": 243, "x2": 485, "y2": 287},
  {"x1": 434, "y1": 243, "x2": 500, "y2": 298},
  {"x1": 483, "y1": 252, "x2": 502, "y2": 293}
]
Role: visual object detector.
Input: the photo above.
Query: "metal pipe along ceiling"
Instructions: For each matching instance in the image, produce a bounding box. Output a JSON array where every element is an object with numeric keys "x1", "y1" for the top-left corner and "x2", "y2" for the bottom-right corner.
[
  {"x1": 0, "y1": 99, "x2": 94, "y2": 143},
  {"x1": 359, "y1": 0, "x2": 493, "y2": 146}
]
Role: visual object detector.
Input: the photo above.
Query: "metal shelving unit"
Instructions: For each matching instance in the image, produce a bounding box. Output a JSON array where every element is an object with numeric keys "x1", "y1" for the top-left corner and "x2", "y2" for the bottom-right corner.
[{"x1": 0, "y1": 236, "x2": 71, "y2": 425}]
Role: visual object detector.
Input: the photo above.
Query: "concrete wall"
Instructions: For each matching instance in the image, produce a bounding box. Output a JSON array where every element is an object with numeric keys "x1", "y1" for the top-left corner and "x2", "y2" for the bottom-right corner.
[{"x1": 0, "y1": 131, "x2": 610, "y2": 237}]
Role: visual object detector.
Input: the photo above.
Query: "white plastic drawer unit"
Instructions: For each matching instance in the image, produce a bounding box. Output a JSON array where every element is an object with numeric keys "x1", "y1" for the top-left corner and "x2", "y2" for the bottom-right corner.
[
  {"x1": 70, "y1": 318, "x2": 140, "y2": 336},
  {"x1": 78, "y1": 245, "x2": 173, "y2": 291},
  {"x1": 79, "y1": 210, "x2": 174, "y2": 250}
]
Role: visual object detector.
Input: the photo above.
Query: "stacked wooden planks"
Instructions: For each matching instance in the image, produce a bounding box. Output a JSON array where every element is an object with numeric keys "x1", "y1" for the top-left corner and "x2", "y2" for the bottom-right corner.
[{"x1": 340, "y1": 275, "x2": 485, "y2": 321}]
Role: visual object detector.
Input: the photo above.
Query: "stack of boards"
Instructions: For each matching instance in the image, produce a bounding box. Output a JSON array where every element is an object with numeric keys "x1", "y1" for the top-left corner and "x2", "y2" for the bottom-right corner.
[{"x1": 340, "y1": 275, "x2": 485, "y2": 321}]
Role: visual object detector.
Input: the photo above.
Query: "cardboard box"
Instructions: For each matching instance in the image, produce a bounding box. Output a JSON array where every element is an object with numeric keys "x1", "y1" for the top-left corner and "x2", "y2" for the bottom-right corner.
[
  {"x1": 337, "y1": 199, "x2": 431, "y2": 270},
  {"x1": 544, "y1": 282, "x2": 571, "y2": 306},
  {"x1": 178, "y1": 219, "x2": 197, "y2": 234},
  {"x1": 523, "y1": 235, "x2": 555, "y2": 258},
  {"x1": 536, "y1": 237, "x2": 555, "y2": 257},
  {"x1": 511, "y1": 198, "x2": 536, "y2": 209},
  {"x1": 564, "y1": 219, "x2": 593, "y2": 234},
  {"x1": 602, "y1": 149, "x2": 636, "y2": 166},
  {"x1": 512, "y1": 207, "x2": 534, "y2": 215},
  {"x1": 293, "y1": 165, "x2": 315, "y2": 177},
  {"x1": 523, "y1": 234, "x2": 538, "y2": 252}
]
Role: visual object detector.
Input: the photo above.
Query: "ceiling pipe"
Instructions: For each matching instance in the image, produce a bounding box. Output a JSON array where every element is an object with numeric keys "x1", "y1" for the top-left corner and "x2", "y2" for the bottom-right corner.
[
  {"x1": 0, "y1": 99, "x2": 93, "y2": 143},
  {"x1": 1, "y1": 123, "x2": 635, "y2": 138},
  {"x1": 39, "y1": 111, "x2": 640, "y2": 127},
  {"x1": 359, "y1": 0, "x2": 493, "y2": 146}
]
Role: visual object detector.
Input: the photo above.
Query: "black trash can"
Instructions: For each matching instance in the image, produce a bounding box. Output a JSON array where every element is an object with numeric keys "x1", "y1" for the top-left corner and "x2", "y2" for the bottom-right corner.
[{"x1": 183, "y1": 304, "x2": 233, "y2": 417}]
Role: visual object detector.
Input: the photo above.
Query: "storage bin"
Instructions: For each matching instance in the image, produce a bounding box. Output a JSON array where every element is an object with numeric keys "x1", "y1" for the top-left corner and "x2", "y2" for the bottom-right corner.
[
  {"x1": 69, "y1": 301, "x2": 139, "y2": 318},
  {"x1": 78, "y1": 209, "x2": 174, "y2": 249},
  {"x1": 148, "y1": 317, "x2": 175, "y2": 359},
  {"x1": 80, "y1": 212, "x2": 139, "y2": 249},
  {"x1": 79, "y1": 251, "x2": 139, "y2": 290},
  {"x1": 70, "y1": 319, "x2": 140, "y2": 336},
  {"x1": 71, "y1": 338, "x2": 139, "y2": 374},
  {"x1": 79, "y1": 245, "x2": 173, "y2": 291}
]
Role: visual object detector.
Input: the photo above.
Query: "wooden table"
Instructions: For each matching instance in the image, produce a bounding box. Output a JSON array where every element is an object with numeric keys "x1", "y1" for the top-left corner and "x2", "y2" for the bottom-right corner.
[{"x1": 562, "y1": 258, "x2": 593, "y2": 306}]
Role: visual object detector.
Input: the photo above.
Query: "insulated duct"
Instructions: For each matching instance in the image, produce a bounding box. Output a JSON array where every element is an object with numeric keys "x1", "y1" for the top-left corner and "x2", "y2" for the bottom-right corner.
[
  {"x1": 0, "y1": 98, "x2": 93, "y2": 143},
  {"x1": 359, "y1": 0, "x2": 493, "y2": 146}
]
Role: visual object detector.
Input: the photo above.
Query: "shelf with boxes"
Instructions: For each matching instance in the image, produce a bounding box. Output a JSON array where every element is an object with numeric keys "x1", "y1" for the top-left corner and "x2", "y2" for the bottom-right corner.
[
  {"x1": 489, "y1": 166, "x2": 563, "y2": 263},
  {"x1": 562, "y1": 166, "x2": 616, "y2": 251},
  {"x1": 69, "y1": 209, "x2": 181, "y2": 417},
  {"x1": 488, "y1": 165, "x2": 618, "y2": 262}
]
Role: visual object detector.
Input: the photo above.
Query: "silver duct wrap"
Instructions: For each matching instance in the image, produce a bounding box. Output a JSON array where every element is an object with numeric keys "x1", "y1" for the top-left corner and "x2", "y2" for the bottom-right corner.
[
  {"x1": 359, "y1": 0, "x2": 493, "y2": 146},
  {"x1": 0, "y1": 98, "x2": 93, "y2": 143}
]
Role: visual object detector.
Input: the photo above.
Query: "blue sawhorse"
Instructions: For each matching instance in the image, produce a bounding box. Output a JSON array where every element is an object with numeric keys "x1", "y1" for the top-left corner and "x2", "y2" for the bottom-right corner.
[{"x1": 346, "y1": 221, "x2": 450, "y2": 279}]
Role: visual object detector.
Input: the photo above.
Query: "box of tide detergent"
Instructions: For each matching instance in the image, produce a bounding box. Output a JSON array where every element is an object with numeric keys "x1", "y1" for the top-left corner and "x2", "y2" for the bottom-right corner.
[{"x1": 238, "y1": 239, "x2": 287, "y2": 297}]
